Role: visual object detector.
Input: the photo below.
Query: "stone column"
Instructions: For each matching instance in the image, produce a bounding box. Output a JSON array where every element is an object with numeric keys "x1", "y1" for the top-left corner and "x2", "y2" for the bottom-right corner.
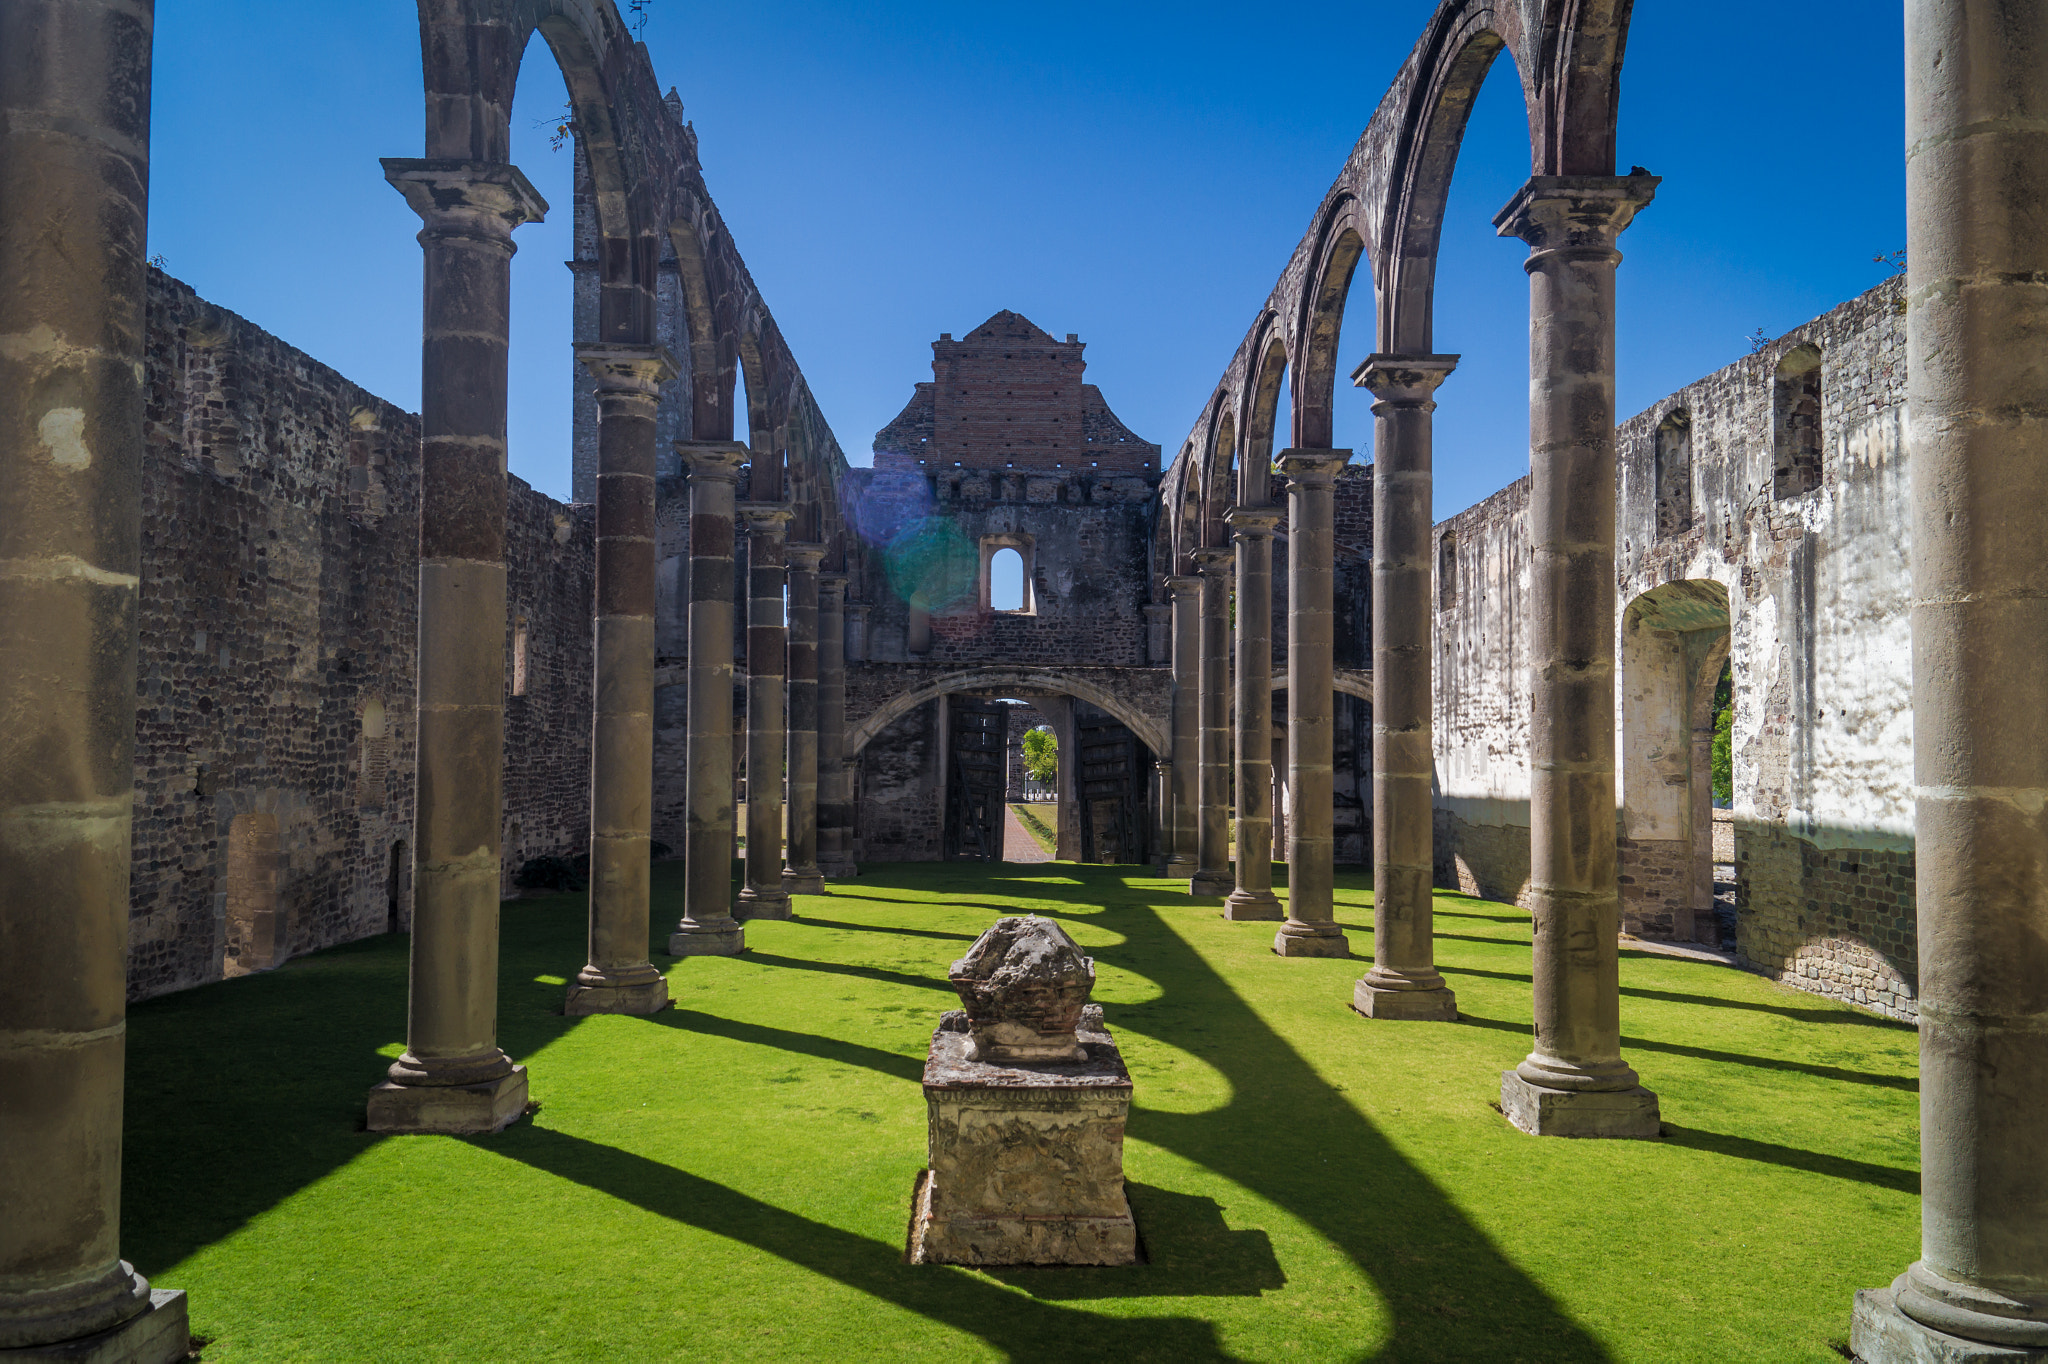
[
  {"x1": 1164, "y1": 576, "x2": 1201, "y2": 879},
  {"x1": 1353, "y1": 357, "x2": 1459, "y2": 1021},
  {"x1": 736, "y1": 503, "x2": 792, "y2": 920},
  {"x1": 817, "y1": 577, "x2": 857, "y2": 878},
  {"x1": 1853, "y1": 2, "x2": 2048, "y2": 1354},
  {"x1": 1492, "y1": 173, "x2": 1660, "y2": 1138},
  {"x1": 669, "y1": 443, "x2": 747, "y2": 955},
  {"x1": 369, "y1": 159, "x2": 547, "y2": 1135},
  {"x1": 566, "y1": 344, "x2": 674, "y2": 1017},
  {"x1": 1225, "y1": 507, "x2": 1284, "y2": 920},
  {"x1": 782, "y1": 543, "x2": 824, "y2": 895},
  {"x1": 0, "y1": 1, "x2": 189, "y2": 1352},
  {"x1": 1274, "y1": 451, "x2": 1351, "y2": 958},
  {"x1": 1190, "y1": 547, "x2": 1235, "y2": 897}
]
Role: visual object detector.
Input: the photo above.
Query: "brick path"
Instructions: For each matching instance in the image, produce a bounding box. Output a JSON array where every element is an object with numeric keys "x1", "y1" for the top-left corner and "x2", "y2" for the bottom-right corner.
[{"x1": 1003, "y1": 805, "x2": 1052, "y2": 863}]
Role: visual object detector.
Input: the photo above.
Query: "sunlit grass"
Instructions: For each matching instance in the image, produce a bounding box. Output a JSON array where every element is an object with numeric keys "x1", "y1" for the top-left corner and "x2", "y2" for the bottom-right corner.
[{"x1": 124, "y1": 862, "x2": 1916, "y2": 1362}]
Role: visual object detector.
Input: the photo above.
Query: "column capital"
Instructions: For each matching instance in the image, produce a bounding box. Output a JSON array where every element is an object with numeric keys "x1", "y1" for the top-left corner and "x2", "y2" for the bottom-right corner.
[
  {"x1": 1164, "y1": 575, "x2": 1202, "y2": 600},
  {"x1": 738, "y1": 502, "x2": 795, "y2": 534},
  {"x1": 819, "y1": 574, "x2": 849, "y2": 604},
  {"x1": 1276, "y1": 448, "x2": 1351, "y2": 487},
  {"x1": 574, "y1": 342, "x2": 678, "y2": 397},
  {"x1": 1352, "y1": 354, "x2": 1459, "y2": 404},
  {"x1": 786, "y1": 542, "x2": 827, "y2": 570},
  {"x1": 1190, "y1": 545, "x2": 1234, "y2": 576},
  {"x1": 1226, "y1": 504, "x2": 1284, "y2": 538},
  {"x1": 381, "y1": 158, "x2": 548, "y2": 236},
  {"x1": 1493, "y1": 172, "x2": 1659, "y2": 261},
  {"x1": 677, "y1": 441, "x2": 746, "y2": 482}
]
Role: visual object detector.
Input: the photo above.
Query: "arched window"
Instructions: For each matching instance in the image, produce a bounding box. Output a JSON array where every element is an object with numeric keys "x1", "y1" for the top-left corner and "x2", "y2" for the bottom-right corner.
[
  {"x1": 1655, "y1": 408, "x2": 1694, "y2": 537},
  {"x1": 1773, "y1": 345, "x2": 1824, "y2": 498},
  {"x1": 990, "y1": 547, "x2": 1026, "y2": 611},
  {"x1": 359, "y1": 697, "x2": 388, "y2": 809}
]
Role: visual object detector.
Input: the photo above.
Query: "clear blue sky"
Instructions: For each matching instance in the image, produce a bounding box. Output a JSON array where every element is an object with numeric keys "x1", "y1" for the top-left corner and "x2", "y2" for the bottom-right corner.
[{"x1": 149, "y1": 1, "x2": 1904, "y2": 520}]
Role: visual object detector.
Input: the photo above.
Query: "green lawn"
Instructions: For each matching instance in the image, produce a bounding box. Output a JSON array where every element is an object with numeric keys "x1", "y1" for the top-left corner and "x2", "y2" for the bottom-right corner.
[{"x1": 124, "y1": 862, "x2": 1918, "y2": 1362}]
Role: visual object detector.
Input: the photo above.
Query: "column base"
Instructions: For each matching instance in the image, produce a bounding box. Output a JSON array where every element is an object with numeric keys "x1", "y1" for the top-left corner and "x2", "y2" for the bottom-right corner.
[
  {"x1": 782, "y1": 869, "x2": 826, "y2": 895},
  {"x1": 668, "y1": 920, "x2": 746, "y2": 956},
  {"x1": 734, "y1": 889, "x2": 793, "y2": 921},
  {"x1": 1499, "y1": 1070, "x2": 1660, "y2": 1139},
  {"x1": 1188, "y1": 871, "x2": 1234, "y2": 898},
  {"x1": 1, "y1": 1290, "x2": 188, "y2": 1364},
  {"x1": 1163, "y1": 856, "x2": 1198, "y2": 879},
  {"x1": 1854, "y1": 1283, "x2": 2048, "y2": 1362},
  {"x1": 1273, "y1": 925, "x2": 1350, "y2": 958},
  {"x1": 819, "y1": 859, "x2": 859, "y2": 879},
  {"x1": 564, "y1": 975, "x2": 671, "y2": 1017},
  {"x1": 1353, "y1": 980, "x2": 1458, "y2": 1020},
  {"x1": 1222, "y1": 889, "x2": 1285, "y2": 921},
  {"x1": 367, "y1": 1065, "x2": 528, "y2": 1135}
]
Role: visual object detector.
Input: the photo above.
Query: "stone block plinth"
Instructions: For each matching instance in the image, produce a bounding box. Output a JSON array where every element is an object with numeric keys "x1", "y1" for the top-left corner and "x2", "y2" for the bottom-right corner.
[
  {"x1": 1353, "y1": 981, "x2": 1458, "y2": 1021},
  {"x1": 908, "y1": 1009, "x2": 1138, "y2": 1267},
  {"x1": 1273, "y1": 926, "x2": 1349, "y2": 958},
  {"x1": 563, "y1": 978, "x2": 671, "y2": 1017},
  {"x1": 1222, "y1": 890, "x2": 1284, "y2": 922},
  {"x1": 667, "y1": 923, "x2": 745, "y2": 956},
  {"x1": 782, "y1": 870, "x2": 825, "y2": 896},
  {"x1": 0, "y1": 1291, "x2": 189, "y2": 1364},
  {"x1": 1188, "y1": 871, "x2": 1233, "y2": 899},
  {"x1": 1499, "y1": 1070, "x2": 1660, "y2": 1139},
  {"x1": 1853, "y1": 1285, "x2": 2048, "y2": 1362},
  {"x1": 366, "y1": 1066, "x2": 528, "y2": 1135},
  {"x1": 733, "y1": 890, "x2": 792, "y2": 922}
]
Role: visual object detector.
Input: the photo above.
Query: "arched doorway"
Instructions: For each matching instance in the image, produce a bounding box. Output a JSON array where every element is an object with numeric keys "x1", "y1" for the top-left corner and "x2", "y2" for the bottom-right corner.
[{"x1": 1619, "y1": 579, "x2": 1732, "y2": 944}]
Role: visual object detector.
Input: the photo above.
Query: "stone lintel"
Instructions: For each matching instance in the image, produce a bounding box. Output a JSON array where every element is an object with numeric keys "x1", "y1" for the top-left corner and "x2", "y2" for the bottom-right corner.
[
  {"x1": 1854, "y1": 1285, "x2": 2048, "y2": 1363},
  {"x1": 1492, "y1": 172, "x2": 1660, "y2": 249},
  {"x1": 1498, "y1": 1070, "x2": 1660, "y2": 1139},
  {"x1": 563, "y1": 978, "x2": 671, "y2": 1017},
  {"x1": 380, "y1": 158, "x2": 548, "y2": 231},
  {"x1": 1225, "y1": 504, "x2": 1283, "y2": 536},
  {"x1": 572, "y1": 342, "x2": 678, "y2": 395},
  {"x1": 1275, "y1": 448, "x2": 1351, "y2": 484},
  {"x1": 1352, "y1": 353, "x2": 1459, "y2": 402},
  {"x1": 366, "y1": 1066, "x2": 528, "y2": 1135},
  {"x1": 0, "y1": 1291, "x2": 190, "y2": 1364},
  {"x1": 1353, "y1": 980, "x2": 1459, "y2": 1021}
]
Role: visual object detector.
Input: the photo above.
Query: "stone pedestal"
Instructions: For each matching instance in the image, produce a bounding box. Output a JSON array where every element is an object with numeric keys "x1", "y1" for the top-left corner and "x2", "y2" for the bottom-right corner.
[
  {"x1": 563, "y1": 979, "x2": 668, "y2": 1017},
  {"x1": 1855, "y1": 1285, "x2": 2048, "y2": 1363},
  {"x1": 908, "y1": 1010, "x2": 1137, "y2": 1267},
  {"x1": 365, "y1": 1066, "x2": 528, "y2": 1136},
  {"x1": 1498, "y1": 1070, "x2": 1659, "y2": 1140},
  {"x1": 0, "y1": 1291, "x2": 189, "y2": 1364},
  {"x1": 1354, "y1": 979, "x2": 1459, "y2": 1021}
]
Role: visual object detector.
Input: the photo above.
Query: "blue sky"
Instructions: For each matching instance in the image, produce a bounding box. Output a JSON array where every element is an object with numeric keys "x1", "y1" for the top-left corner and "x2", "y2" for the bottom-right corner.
[{"x1": 149, "y1": 2, "x2": 1905, "y2": 519}]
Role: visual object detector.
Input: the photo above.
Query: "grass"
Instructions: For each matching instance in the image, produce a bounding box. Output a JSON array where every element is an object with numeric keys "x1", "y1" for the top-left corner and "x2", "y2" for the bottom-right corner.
[
  {"x1": 1011, "y1": 802, "x2": 1058, "y2": 854},
  {"x1": 123, "y1": 862, "x2": 1918, "y2": 1362}
]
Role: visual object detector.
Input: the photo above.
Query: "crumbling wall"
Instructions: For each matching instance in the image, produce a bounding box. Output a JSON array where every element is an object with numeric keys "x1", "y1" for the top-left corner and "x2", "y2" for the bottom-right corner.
[
  {"x1": 1432, "y1": 277, "x2": 1916, "y2": 1019},
  {"x1": 857, "y1": 699, "x2": 943, "y2": 862},
  {"x1": 128, "y1": 272, "x2": 593, "y2": 1000}
]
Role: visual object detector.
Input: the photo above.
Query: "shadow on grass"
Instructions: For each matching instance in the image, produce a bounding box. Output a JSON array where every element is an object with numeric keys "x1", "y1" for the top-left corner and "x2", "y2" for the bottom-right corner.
[
  {"x1": 1659, "y1": 1124, "x2": 1918, "y2": 1194},
  {"x1": 653, "y1": 1008, "x2": 924, "y2": 1083},
  {"x1": 1456, "y1": 1012, "x2": 1917, "y2": 1092},
  {"x1": 481, "y1": 1125, "x2": 1245, "y2": 1362},
  {"x1": 1616, "y1": 986, "x2": 1914, "y2": 1031},
  {"x1": 795, "y1": 916, "x2": 981, "y2": 943},
  {"x1": 743, "y1": 950, "x2": 954, "y2": 995},
  {"x1": 985, "y1": 1183, "x2": 1285, "y2": 1300}
]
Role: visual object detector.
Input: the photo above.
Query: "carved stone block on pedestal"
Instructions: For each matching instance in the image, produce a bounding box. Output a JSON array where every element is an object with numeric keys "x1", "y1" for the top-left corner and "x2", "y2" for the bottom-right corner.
[
  {"x1": 908, "y1": 1009, "x2": 1137, "y2": 1267},
  {"x1": 1498, "y1": 1070, "x2": 1660, "y2": 1139},
  {"x1": 907, "y1": 916, "x2": 1138, "y2": 1266}
]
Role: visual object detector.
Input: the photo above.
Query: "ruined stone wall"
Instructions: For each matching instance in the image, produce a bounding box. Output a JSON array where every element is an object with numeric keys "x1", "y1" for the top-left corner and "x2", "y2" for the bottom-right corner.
[
  {"x1": 129, "y1": 272, "x2": 593, "y2": 1000},
  {"x1": 503, "y1": 489, "x2": 598, "y2": 884},
  {"x1": 1432, "y1": 277, "x2": 1916, "y2": 1019},
  {"x1": 857, "y1": 699, "x2": 944, "y2": 861}
]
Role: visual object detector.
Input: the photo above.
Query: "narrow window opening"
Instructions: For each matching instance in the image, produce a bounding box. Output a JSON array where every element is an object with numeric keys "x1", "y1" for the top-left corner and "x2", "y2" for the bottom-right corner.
[
  {"x1": 990, "y1": 548, "x2": 1026, "y2": 612},
  {"x1": 1655, "y1": 408, "x2": 1694, "y2": 537},
  {"x1": 512, "y1": 617, "x2": 530, "y2": 696},
  {"x1": 1439, "y1": 533, "x2": 1458, "y2": 612},
  {"x1": 1772, "y1": 345, "x2": 1824, "y2": 498},
  {"x1": 358, "y1": 697, "x2": 388, "y2": 809}
]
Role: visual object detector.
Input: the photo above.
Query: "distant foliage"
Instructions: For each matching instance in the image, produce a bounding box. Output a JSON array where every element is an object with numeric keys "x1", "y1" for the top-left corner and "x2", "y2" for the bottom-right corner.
[
  {"x1": 1022, "y1": 726, "x2": 1058, "y2": 785},
  {"x1": 1711, "y1": 659, "x2": 1734, "y2": 803}
]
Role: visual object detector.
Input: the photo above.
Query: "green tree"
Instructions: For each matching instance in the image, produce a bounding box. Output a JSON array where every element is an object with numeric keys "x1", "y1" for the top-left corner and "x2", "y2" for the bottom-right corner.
[
  {"x1": 1710, "y1": 658, "x2": 1733, "y2": 803},
  {"x1": 1022, "y1": 726, "x2": 1058, "y2": 785}
]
